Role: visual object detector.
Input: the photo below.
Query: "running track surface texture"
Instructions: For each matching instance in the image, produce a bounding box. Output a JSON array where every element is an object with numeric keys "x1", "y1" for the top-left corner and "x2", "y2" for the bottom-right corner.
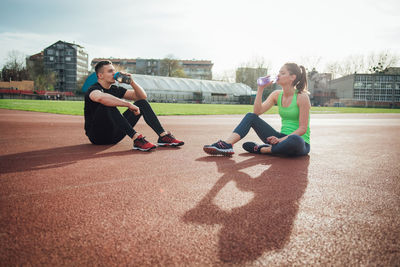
[{"x1": 0, "y1": 109, "x2": 399, "y2": 266}]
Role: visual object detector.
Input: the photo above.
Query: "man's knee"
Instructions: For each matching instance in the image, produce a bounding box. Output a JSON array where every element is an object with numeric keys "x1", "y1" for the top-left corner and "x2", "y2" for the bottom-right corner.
[{"x1": 134, "y1": 98, "x2": 150, "y2": 108}]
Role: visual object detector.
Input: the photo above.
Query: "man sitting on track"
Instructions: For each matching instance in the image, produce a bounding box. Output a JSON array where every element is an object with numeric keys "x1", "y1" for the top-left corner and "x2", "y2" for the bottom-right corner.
[{"x1": 84, "y1": 60, "x2": 184, "y2": 151}]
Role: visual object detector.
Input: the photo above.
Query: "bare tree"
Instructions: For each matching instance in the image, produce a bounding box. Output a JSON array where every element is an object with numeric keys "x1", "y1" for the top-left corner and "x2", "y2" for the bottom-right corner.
[
  {"x1": 4, "y1": 50, "x2": 26, "y2": 71},
  {"x1": 113, "y1": 64, "x2": 127, "y2": 73},
  {"x1": 2, "y1": 50, "x2": 29, "y2": 81},
  {"x1": 299, "y1": 56, "x2": 322, "y2": 72},
  {"x1": 325, "y1": 50, "x2": 399, "y2": 78},
  {"x1": 214, "y1": 69, "x2": 236, "y2": 83},
  {"x1": 324, "y1": 62, "x2": 340, "y2": 79},
  {"x1": 367, "y1": 51, "x2": 399, "y2": 73},
  {"x1": 236, "y1": 55, "x2": 271, "y2": 90},
  {"x1": 239, "y1": 55, "x2": 271, "y2": 70}
]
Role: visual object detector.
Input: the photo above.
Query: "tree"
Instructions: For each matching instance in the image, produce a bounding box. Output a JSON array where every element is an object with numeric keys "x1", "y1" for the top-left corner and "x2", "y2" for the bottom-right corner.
[
  {"x1": 236, "y1": 56, "x2": 270, "y2": 90},
  {"x1": 160, "y1": 54, "x2": 186, "y2": 77},
  {"x1": 2, "y1": 50, "x2": 29, "y2": 81},
  {"x1": 113, "y1": 64, "x2": 126, "y2": 73},
  {"x1": 367, "y1": 51, "x2": 399, "y2": 73},
  {"x1": 214, "y1": 69, "x2": 236, "y2": 83},
  {"x1": 325, "y1": 50, "x2": 399, "y2": 78},
  {"x1": 34, "y1": 72, "x2": 57, "y2": 91},
  {"x1": 76, "y1": 74, "x2": 89, "y2": 94},
  {"x1": 299, "y1": 56, "x2": 322, "y2": 73},
  {"x1": 26, "y1": 53, "x2": 56, "y2": 91},
  {"x1": 171, "y1": 68, "x2": 187, "y2": 78},
  {"x1": 4, "y1": 50, "x2": 26, "y2": 71}
]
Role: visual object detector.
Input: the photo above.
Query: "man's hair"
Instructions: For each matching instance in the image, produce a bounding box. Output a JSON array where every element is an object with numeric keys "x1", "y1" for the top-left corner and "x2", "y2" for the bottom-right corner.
[{"x1": 95, "y1": 60, "x2": 112, "y2": 77}]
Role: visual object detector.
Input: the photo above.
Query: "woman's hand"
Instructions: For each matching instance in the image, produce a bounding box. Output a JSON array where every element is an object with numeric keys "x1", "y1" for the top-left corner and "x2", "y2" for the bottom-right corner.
[
  {"x1": 266, "y1": 136, "x2": 279, "y2": 145},
  {"x1": 257, "y1": 76, "x2": 273, "y2": 91},
  {"x1": 267, "y1": 136, "x2": 288, "y2": 145}
]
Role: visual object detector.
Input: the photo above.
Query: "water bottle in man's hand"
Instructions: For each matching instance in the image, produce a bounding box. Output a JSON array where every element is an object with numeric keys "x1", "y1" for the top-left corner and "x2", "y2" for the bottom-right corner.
[{"x1": 114, "y1": 72, "x2": 131, "y2": 84}]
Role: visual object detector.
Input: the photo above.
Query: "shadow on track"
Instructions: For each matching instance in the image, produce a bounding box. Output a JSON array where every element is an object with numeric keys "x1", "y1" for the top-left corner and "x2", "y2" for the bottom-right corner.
[
  {"x1": 182, "y1": 154, "x2": 310, "y2": 264},
  {"x1": 0, "y1": 144, "x2": 155, "y2": 174}
]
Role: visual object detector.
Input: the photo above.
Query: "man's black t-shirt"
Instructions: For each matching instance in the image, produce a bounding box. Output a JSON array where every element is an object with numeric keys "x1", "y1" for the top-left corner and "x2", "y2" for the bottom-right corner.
[{"x1": 84, "y1": 82, "x2": 127, "y2": 134}]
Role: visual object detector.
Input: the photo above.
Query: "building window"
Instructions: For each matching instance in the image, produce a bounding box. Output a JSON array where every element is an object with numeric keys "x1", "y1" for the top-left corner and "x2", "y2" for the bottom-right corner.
[
  {"x1": 354, "y1": 82, "x2": 364, "y2": 89},
  {"x1": 66, "y1": 57, "x2": 71, "y2": 61},
  {"x1": 47, "y1": 49, "x2": 54, "y2": 55},
  {"x1": 49, "y1": 56, "x2": 54, "y2": 61}
]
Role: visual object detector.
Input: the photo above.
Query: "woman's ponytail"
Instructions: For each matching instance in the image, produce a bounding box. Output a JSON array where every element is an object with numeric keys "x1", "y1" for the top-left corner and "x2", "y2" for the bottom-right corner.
[
  {"x1": 297, "y1": 65, "x2": 308, "y2": 93},
  {"x1": 284, "y1": 63, "x2": 309, "y2": 94}
]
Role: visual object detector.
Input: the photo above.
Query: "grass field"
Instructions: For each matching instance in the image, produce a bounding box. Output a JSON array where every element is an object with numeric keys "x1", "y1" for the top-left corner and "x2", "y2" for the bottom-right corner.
[{"x1": 0, "y1": 99, "x2": 399, "y2": 116}]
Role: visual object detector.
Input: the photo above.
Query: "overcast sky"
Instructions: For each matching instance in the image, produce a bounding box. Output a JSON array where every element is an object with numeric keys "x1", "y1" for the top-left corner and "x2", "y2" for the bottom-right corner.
[{"x1": 1, "y1": 0, "x2": 399, "y2": 76}]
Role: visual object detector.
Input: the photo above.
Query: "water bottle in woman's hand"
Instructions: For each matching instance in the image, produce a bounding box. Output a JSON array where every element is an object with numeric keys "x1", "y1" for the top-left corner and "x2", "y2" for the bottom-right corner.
[{"x1": 257, "y1": 76, "x2": 278, "y2": 86}]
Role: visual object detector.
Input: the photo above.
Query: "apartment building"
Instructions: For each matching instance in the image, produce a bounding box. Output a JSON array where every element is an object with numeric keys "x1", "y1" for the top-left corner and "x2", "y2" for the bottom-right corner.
[
  {"x1": 43, "y1": 40, "x2": 89, "y2": 91},
  {"x1": 91, "y1": 58, "x2": 213, "y2": 80}
]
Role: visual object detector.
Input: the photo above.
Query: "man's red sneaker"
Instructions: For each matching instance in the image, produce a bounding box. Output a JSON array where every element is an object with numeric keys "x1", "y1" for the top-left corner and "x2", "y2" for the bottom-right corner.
[
  {"x1": 133, "y1": 134, "x2": 157, "y2": 151},
  {"x1": 157, "y1": 133, "x2": 184, "y2": 147}
]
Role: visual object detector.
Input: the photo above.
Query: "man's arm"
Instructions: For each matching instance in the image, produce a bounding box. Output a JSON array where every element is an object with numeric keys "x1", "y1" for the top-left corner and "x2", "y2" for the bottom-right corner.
[
  {"x1": 89, "y1": 90, "x2": 140, "y2": 115},
  {"x1": 123, "y1": 75, "x2": 147, "y2": 101}
]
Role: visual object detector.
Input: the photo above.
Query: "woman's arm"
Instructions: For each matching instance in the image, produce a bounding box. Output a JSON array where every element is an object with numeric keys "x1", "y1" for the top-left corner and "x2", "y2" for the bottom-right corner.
[
  {"x1": 253, "y1": 89, "x2": 279, "y2": 115},
  {"x1": 294, "y1": 93, "x2": 311, "y2": 136}
]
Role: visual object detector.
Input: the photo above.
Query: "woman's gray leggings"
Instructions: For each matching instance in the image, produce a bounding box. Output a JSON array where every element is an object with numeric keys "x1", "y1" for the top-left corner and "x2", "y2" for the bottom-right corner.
[{"x1": 233, "y1": 113, "x2": 310, "y2": 156}]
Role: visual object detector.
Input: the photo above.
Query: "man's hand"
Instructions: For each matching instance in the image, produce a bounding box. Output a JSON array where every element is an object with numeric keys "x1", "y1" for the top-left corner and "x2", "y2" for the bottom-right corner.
[
  {"x1": 120, "y1": 71, "x2": 133, "y2": 81},
  {"x1": 128, "y1": 103, "x2": 140, "y2": 115}
]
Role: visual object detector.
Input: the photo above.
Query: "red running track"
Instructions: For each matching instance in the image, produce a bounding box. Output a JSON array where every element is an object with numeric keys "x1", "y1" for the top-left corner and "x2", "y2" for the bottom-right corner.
[{"x1": 0, "y1": 109, "x2": 399, "y2": 266}]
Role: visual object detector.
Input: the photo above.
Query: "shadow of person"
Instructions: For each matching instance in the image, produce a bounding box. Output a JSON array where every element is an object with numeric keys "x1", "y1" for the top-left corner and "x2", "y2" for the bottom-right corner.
[
  {"x1": 182, "y1": 155, "x2": 310, "y2": 264},
  {"x1": 0, "y1": 144, "x2": 145, "y2": 174}
]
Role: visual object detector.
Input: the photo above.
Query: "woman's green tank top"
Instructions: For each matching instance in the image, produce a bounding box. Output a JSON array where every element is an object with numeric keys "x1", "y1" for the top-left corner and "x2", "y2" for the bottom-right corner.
[{"x1": 278, "y1": 90, "x2": 310, "y2": 144}]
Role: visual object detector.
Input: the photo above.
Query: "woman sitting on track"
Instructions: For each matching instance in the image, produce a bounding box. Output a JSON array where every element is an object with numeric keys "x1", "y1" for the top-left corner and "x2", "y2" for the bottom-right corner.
[{"x1": 203, "y1": 62, "x2": 311, "y2": 157}]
